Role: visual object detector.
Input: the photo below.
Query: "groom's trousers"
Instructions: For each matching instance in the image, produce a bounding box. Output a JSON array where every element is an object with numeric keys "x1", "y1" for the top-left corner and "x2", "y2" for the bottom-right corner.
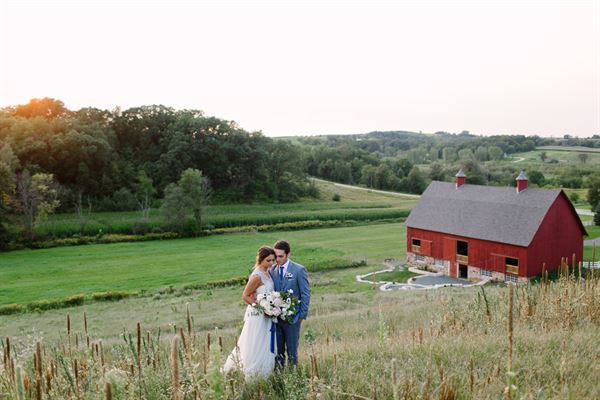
[{"x1": 276, "y1": 321, "x2": 300, "y2": 366}]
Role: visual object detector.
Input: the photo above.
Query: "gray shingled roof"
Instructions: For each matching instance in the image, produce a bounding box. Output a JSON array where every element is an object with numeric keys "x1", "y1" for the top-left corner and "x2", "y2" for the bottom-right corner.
[{"x1": 405, "y1": 181, "x2": 574, "y2": 247}]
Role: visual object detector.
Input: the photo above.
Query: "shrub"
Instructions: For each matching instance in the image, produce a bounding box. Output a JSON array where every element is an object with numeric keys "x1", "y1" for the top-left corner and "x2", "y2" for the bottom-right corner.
[
  {"x1": 64, "y1": 294, "x2": 85, "y2": 307},
  {"x1": 569, "y1": 192, "x2": 580, "y2": 203},
  {"x1": 92, "y1": 291, "x2": 137, "y2": 301},
  {"x1": 0, "y1": 303, "x2": 25, "y2": 315},
  {"x1": 112, "y1": 187, "x2": 137, "y2": 211},
  {"x1": 332, "y1": 193, "x2": 341, "y2": 202},
  {"x1": 182, "y1": 276, "x2": 248, "y2": 291}
]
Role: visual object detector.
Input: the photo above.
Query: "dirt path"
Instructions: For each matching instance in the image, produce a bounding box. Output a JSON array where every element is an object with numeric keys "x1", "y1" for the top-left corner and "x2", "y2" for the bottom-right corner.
[{"x1": 312, "y1": 178, "x2": 421, "y2": 199}]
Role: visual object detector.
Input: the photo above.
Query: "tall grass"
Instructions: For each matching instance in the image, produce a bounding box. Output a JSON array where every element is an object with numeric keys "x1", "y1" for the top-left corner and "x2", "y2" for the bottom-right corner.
[{"x1": 2, "y1": 270, "x2": 599, "y2": 399}]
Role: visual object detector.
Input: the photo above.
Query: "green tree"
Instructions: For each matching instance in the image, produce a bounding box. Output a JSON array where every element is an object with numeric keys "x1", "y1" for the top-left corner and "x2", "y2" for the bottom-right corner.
[
  {"x1": 458, "y1": 148, "x2": 475, "y2": 161},
  {"x1": 578, "y1": 153, "x2": 589, "y2": 164},
  {"x1": 442, "y1": 147, "x2": 457, "y2": 162},
  {"x1": 539, "y1": 151, "x2": 547, "y2": 162},
  {"x1": 0, "y1": 144, "x2": 19, "y2": 245},
  {"x1": 588, "y1": 176, "x2": 600, "y2": 211},
  {"x1": 488, "y1": 146, "x2": 503, "y2": 161},
  {"x1": 527, "y1": 170, "x2": 545, "y2": 186},
  {"x1": 569, "y1": 192, "x2": 580, "y2": 204},
  {"x1": 134, "y1": 170, "x2": 156, "y2": 222},
  {"x1": 161, "y1": 183, "x2": 190, "y2": 231},
  {"x1": 474, "y1": 146, "x2": 488, "y2": 162},
  {"x1": 404, "y1": 166, "x2": 427, "y2": 194},
  {"x1": 594, "y1": 202, "x2": 600, "y2": 226},
  {"x1": 178, "y1": 168, "x2": 211, "y2": 229},
  {"x1": 16, "y1": 171, "x2": 60, "y2": 241},
  {"x1": 428, "y1": 163, "x2": 445, "y2": 181},
  {"x1": 360, "y1": 165, "x2": 377, "y2": 188}
]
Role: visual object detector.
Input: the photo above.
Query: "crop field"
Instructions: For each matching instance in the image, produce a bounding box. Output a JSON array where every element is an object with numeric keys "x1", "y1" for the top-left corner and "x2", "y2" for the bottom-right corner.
[{"x1": 37, "y1": 180, "x2": 418, "y2": 237}]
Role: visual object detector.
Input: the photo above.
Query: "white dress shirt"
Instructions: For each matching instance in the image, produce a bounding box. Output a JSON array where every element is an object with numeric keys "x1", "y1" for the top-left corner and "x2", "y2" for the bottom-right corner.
[{"x1": 277, "y1": 259, "x2": 290, "y2": 279}]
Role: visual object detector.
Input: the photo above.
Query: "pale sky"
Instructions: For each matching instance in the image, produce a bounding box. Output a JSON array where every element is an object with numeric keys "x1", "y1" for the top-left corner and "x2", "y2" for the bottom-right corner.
[{"x1": 1, "y1": 0, "x2": 599, "y2": 137}]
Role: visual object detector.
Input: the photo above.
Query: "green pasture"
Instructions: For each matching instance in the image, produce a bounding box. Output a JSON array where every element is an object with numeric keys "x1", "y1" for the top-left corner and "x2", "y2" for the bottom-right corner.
[
  {"x1": 536, "y1": 145, "x2": 600, "y2": 153},
  {"x1": 512, "y1": 149, "x2": 600, "y2": 165},
  {"x1": 370, "y1": 269, "x2": 419, "y2": 283},
  {"x1": 0, "y1": 223, "x2": 406, "y2": 306},
  {"x1": 585, "y1": 225, "x2": 600, "y2": 239}
]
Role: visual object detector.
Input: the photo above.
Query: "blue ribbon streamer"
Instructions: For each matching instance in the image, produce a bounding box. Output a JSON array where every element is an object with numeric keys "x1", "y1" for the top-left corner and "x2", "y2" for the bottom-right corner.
[{"x1": 270, "y1": 321, "x2": 276, "y2": 354}]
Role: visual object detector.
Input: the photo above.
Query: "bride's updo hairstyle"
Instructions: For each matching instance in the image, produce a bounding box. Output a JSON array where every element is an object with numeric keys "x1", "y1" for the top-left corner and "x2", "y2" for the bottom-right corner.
[{"x1": 255, "y1": 245, "x2": 275, "y2": 266}]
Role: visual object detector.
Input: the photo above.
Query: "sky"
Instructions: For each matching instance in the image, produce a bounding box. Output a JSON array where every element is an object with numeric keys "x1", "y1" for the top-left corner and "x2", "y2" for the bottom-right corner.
[{"x1": 0, "y1": 0, "x2": 599, "y2": 137}]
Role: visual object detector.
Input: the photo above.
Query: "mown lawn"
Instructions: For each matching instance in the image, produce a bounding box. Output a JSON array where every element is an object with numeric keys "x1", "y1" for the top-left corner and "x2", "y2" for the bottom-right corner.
[
  {"x1": 585, "y1": 225, "x2": 600, "y2": 239},
  {"x1": 0, "y1": 223, "x2": 406, "y2": 306}
]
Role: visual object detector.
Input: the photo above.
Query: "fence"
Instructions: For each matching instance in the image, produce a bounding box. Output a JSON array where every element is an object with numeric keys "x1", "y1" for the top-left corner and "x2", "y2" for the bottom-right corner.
[{"x1": 582, "y1": 261, "x2": 600, "y2": 269}]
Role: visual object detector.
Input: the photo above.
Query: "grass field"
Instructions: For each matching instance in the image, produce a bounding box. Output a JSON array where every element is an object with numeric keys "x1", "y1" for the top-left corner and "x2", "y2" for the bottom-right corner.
[
  {"x1": 1, "y1": 271, "x2": 599, "y2": 399},
  {"x1": 0, "y1": 223, "x2": 406, "y2": 306},
  {"x1": 2, "y1": 180, "x2": 600, "y2": 398},
  {"x1": 515, "y1": 149, "x2": 600, "y2": 164},
  {"x1": 536, "y1": 145, "x2": 600, "y2": 153}
]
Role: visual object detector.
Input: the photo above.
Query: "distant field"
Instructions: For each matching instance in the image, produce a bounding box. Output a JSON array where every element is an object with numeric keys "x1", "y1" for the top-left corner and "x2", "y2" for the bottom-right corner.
[
  {"x1": 0, "y1": 222, "x2": 406, "y2": 306},
  {"x1": 38, "y1": 179, "x2": 417, "y2": 237},
  {"x1": 537, "y1": 145, "x2": 600, "y2": 153},
  {"x1": 512, "y1": 149, "x2": 600, "y2": 165}
]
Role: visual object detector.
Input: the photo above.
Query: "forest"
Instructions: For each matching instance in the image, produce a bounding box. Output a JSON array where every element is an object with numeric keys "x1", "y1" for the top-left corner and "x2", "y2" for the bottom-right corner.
[{"x1": 1, "y1": 98, "x2": 599, "y2": 246}]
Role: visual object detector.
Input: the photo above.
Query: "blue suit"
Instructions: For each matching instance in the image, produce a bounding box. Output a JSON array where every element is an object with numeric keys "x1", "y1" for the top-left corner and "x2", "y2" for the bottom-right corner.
[{"x1": 269, "y1": 260, "x2": 310, "y2": 366}]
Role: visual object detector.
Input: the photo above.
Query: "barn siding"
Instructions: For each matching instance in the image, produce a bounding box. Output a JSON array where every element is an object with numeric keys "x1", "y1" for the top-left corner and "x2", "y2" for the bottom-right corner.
[{"x1": 527, "y1": 192, "x2": 584, "y2": 276}]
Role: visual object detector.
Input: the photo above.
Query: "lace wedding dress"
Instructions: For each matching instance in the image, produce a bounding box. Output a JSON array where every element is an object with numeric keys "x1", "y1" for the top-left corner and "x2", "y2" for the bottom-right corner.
[{"x1": 223, "y1": 268, "x2": 276, "y2": 380}]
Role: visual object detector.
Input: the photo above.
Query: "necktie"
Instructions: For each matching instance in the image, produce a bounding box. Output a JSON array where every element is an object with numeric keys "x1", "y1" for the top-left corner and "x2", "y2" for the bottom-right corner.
[{"x1": 279, "y1": 266, "x2": 284, "y2": 281}]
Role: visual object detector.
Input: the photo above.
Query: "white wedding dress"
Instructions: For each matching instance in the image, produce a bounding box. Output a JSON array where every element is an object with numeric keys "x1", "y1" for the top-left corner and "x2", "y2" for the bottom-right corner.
[{"x1": 223, "y1": 268, "x2": 276, "y2": 380}]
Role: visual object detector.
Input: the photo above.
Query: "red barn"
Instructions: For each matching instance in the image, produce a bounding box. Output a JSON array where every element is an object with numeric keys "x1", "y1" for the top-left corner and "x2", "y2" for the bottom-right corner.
[{"x1": 405, "y1": 170, "x2": 587, "y2": 283}]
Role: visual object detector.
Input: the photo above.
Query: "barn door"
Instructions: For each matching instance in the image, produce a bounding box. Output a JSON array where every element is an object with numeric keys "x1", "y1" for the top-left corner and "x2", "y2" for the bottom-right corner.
[{"x1": 443, "y1": 237, "x2": 456, "y2": 277}]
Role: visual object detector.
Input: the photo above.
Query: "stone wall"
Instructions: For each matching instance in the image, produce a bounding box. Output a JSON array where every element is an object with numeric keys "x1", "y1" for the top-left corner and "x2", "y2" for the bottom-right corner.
[{"x1": 407, "y1": 253, "x2": 528, "y2": 284}]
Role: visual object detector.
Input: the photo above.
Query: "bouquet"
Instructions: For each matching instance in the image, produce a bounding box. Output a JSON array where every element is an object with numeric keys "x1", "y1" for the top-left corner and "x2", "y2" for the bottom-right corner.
[{"x1": 254, "y1": 289, "x2": 301, "y2": 323}]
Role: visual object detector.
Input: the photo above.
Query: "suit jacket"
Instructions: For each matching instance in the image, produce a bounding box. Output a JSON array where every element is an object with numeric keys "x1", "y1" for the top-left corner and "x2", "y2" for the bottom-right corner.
[{"x1": 269, "y1": 260, "x2": 310, "y2": 324}]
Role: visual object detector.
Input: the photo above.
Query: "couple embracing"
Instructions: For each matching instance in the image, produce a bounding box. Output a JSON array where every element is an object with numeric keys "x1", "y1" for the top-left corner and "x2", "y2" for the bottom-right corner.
[{"x1": 223, "y1": 240, "x2": 311, "y2": 380}]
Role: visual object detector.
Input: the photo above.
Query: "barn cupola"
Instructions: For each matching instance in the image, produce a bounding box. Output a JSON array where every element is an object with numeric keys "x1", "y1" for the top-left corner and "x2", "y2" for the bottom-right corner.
[
  {"x1": 516, "y1": 170, "x2": 528, "y2": 193},
  {"x1": 455, "y1": 169, "x2": 466, "y2": 188}
]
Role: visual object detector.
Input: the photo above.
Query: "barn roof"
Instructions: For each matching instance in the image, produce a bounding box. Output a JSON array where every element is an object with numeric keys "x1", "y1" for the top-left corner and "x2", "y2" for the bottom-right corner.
[{"x1": 405, "y1": 181, "x2": 585, "y2": 247}]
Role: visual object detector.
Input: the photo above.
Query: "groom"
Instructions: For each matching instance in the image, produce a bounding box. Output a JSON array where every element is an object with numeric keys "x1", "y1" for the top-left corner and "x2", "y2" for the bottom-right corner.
[{"x1": 270, "y1": 240, "x2": 310, "y2": 367}]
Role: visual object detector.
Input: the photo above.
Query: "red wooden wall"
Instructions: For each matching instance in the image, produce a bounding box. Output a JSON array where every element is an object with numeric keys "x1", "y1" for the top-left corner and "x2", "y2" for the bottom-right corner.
[{"x1": 527, "y1": 192, "x2": 585, "y2": 276}]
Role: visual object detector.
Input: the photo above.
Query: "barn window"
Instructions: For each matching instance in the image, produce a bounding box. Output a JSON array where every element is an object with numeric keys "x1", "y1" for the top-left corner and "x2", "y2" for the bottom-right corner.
[
  {"x1": 411, "y1": 238, "x2": 421, "y2": 253},
  {"x1": 456, "y1": 241, "x2": 468, "y2": 256},
  {"x1": 456, "y1": 240, "x2": 468, "y2": 264},
  {"x1": 506, "y1": 257, "x2": 519, "y2": 275},
  {"x1": 481, "y1": 269, "x2": 492, "y2": 277},
  {"x1": 435, "y1": 259, "x2": 444, "y2": 267},
  {"x1": 416, "y1": 255, "x2": 425, "y2": 263},
  {"x1": 504, "y1": 274, "x2": 518, "y2": 284}
]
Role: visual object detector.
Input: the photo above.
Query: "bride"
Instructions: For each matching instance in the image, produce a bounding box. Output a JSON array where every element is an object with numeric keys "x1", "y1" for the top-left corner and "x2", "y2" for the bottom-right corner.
[{"x1": 223, "y1": 246, "x2": 277, "y2": 380}]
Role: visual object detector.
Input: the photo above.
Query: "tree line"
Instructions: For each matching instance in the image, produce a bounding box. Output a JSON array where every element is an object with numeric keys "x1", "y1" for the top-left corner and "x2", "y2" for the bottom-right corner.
[
  {"x1": 2, "y1": 98, "x2": 599, "y2": 245},
  {"x1": 0, "y1": 98, "x2": 317, "y2": 243}
]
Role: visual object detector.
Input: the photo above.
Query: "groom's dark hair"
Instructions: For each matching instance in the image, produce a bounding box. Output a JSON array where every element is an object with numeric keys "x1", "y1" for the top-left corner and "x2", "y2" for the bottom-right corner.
[{"x1": 274, "y1": 240, "x2": 291, "y2": 255}]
